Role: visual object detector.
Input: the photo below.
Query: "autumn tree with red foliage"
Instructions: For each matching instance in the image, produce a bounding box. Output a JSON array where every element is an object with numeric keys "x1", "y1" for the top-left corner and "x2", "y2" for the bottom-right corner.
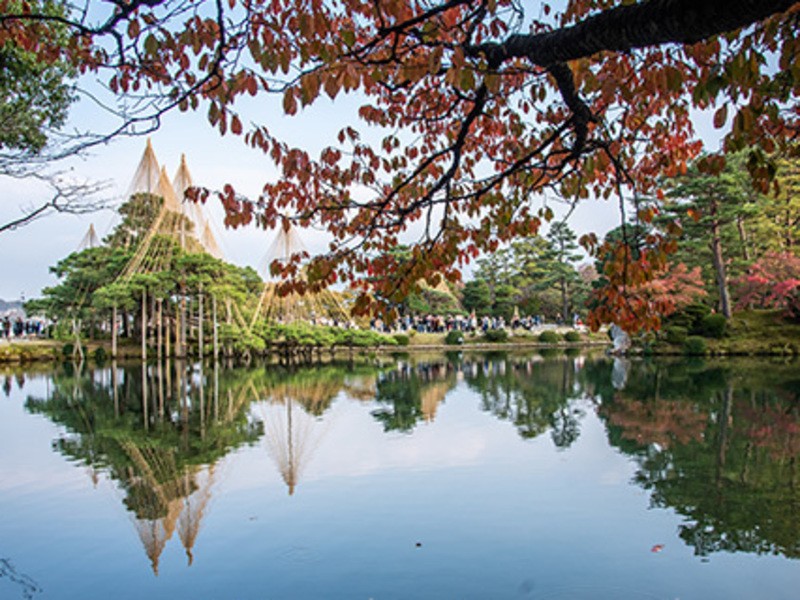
[
  {"x1": 588, "y1": 249, "x2": 706, "y2": 332},
  {"x1": 733, "y1": 251, "x2": 800, "y2": 319},
  {"x1": 2, "y1": 0, "x2": 798, "y2": 326}
]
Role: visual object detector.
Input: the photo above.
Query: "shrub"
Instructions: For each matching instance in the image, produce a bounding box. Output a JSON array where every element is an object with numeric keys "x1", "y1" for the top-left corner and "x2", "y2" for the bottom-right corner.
[
  {"x1": 667, "y1": 303, "x2": 710, "y2": 331},
  {"x1": 563, "y1": 330, "x2": 582, "y2": 343},
  {"x1": 93, "y1": 347, "x2": 108, "y2": 363},
  {"x1": 61, "y1": 343, "x2": 74, "y2": 357},
  {"x1": 538, "y1": 330, "x2": 561, "y2": 344},
  {"x1": 393, "y1": 333, "x2": 410, "y2": 346},
  {"x1": 484, "y1": 329, "x2": 508, "y2": 343},
  {"x1": 698, "y1": 314, "x2": 727, "y2": 338},
  {"x1": 683, "y1": 336, "x2": 707, "y2": 355},
  {"x1": 445, "y1": 330, "x2": 464, "y2": 345},
  {"x1": 664, "y1": 325, "x2": 688, "y2": 344}
]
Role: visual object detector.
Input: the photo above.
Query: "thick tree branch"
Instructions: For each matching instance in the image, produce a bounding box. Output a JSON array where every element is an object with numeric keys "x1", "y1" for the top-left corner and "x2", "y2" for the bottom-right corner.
[{"x1": 469, "y1": 0, "x2": 799, "y2": 67}]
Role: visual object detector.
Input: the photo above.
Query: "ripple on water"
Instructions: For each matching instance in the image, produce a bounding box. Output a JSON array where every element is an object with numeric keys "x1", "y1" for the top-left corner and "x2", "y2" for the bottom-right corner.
[
  {"x1": 526, "y1": 584, "x2": 666, "y2": 600},
  {"x1": 275, "y1": 545, "x2": 322, "y2": 564}
]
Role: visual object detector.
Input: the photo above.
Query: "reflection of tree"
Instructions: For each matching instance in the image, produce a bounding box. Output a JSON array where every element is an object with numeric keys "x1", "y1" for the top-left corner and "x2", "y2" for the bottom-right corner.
[
  {"x1": 25, "y1": 363, "x2": 264, "y2": 574},
  {"x1": 372, "y1": 361, "x2": 457, "y2": 433},
  {"x1": 466, "y1": 354, "x2": 585, "y2": 448},
  {"x1": 597, "y1": 360, "x2": 800, "y2": 559}
]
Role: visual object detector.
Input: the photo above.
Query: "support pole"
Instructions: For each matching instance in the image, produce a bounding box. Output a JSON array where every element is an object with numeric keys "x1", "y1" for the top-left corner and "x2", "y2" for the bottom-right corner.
[
  {"x1": 141, "y1": 289, "x2": 147, "y2": 362},
  {"x1": 142, "y1": 361, "x2": 149, "y2": 431},
  {"x1": 180, "y1": 283, "x2": 187, "y2": 358},
  {"x1": 166, "y1": 301, "x2": 171, "y2": 358}
]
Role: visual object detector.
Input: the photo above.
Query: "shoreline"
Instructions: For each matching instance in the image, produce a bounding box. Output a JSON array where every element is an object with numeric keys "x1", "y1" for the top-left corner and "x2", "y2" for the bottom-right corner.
[{"x1": 3, "y1": 335, "x2": 799, "y2": 366}]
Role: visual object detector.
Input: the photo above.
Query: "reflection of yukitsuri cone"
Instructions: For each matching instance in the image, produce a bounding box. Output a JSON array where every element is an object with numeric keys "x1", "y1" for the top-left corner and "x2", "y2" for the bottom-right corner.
[
  {"x1": 120, "y1": 440, "x2": 192, "y2": 576},
  {"x1": 420, "y1": 381, "x2": 450, "y2": 423},
  {"x1": 269, "y1": 379, "x2": 340, "y2": 415},
  {"x1": 178, "y1": 465, "x2": 216, "y2": 566},
  {"x1": 136, "y1": 499, "x2": 183, "y2": 576},
  {"x1": 262, "y1": 398, "x2": 328, "y2": 496}
]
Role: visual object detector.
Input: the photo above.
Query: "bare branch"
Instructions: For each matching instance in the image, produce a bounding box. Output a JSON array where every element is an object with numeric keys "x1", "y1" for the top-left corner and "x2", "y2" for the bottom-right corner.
[{"x1": 0, "y1": 173, "x2": 111, "y2": 234}]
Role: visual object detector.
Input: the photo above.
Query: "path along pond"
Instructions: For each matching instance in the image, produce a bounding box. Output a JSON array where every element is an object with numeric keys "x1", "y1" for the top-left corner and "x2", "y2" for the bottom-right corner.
[{"x1": 1, "y1": 351, "x2": 798, "y2": 599}]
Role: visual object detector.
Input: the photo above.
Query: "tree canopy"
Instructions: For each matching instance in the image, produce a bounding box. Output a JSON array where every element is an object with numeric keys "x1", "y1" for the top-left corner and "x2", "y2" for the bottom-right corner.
[
  {"x1": 0, "y1": 0, "x2": 74, "y2": 156},
  {"x1": 3, "y1": 0, "x2": 799, "y2": 326}
]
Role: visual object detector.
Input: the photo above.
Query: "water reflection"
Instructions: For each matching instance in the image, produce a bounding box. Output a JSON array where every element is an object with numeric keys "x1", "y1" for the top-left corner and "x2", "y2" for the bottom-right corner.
[
  {"x1": 13, "y1": 352, "x2": 800, "y2": 580},
  {"x1": 593, "y1": 359, "x2": 800, "y2": 559},
  {"x1": 464, "y1": 353, "x2": 586, "y2": 448},
  {"x1": 24, "y1": 361, "x2": 264, "y2": 574},
  {"x1": 373, "y1": 359, "x2": 457, "y2": 432}
]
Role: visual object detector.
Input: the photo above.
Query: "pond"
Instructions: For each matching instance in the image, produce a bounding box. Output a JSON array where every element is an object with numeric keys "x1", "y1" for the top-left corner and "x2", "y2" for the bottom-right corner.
[{"x1": 0, "y1": 352, "x2": 798, "y2": 599}]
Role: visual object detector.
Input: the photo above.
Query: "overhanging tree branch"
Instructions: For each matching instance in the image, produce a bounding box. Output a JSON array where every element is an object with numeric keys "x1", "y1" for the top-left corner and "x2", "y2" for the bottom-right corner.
[{"x1": 468, "y1": 0, "x2": 799, "y2": 67}]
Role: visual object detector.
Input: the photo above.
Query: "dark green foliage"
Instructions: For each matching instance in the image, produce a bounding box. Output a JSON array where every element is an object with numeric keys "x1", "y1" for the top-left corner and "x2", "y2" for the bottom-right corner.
[
  {"x1": 61, "y1": 343, "x2": 74, "y2": 357},
  {"x1": 405, "y1": 287, "x2": 461, "y2": 315},
  {"x1": 445, "y1": 330, "x2": 464, "y2": 345},
  {"x1": 699, "y1": 313, "x2": 728, "y2": 338},
  {"x1": 667, "y1": 303, "x2": 711, "y2": 330},
  {"x1": 683, "y1": 336, "x2": 707, "y2": 355},
  {"x1": 93, "y1": 347, "x2": 107, "y2": 363},
  {"x1": 563, "y1": 331, "x2": 582, "y2": 342},
  {"x1": 538, "y1": 331, "x2": 561, "y2": 344},
  {"x1": 393, "y1": 333, "x2": 410, "y2": 346},
  {"x1": 461, "y1": 280, "x2": 491, "y2": 315},
  {"x1": 484, "y1": 329, "x2": 508, "y2": 343},
  {"x1": 664, "y1": 325, "x2": 689, "y2": 344}
]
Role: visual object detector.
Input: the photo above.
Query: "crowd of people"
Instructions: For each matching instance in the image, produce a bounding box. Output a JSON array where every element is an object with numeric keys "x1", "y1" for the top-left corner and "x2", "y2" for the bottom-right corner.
[
  {"x1": 0, "y1": 316, "x2": 44, "y2": 340},
  {"x1": 371, "y1": 312, "x2": 585, "y2": 334}
]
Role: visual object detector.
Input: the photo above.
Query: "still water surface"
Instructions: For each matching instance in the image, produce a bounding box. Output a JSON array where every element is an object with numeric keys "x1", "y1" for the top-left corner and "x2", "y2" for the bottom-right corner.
[{"x1": 0, "y1": 352, "x2": 798, "y2": 599}]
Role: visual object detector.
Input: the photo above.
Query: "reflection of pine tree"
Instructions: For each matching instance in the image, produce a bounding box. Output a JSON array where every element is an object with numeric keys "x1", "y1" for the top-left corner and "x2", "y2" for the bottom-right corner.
[
  {"x1": 465, "y1": 354, "x2": 585, "y2": 447},
  {"x1": 25, "y1": 363, "x2": 265, "y2": 574},
  {"x1": 372, "y1": 362, "x2": 457, "y2": 433},
  {"x1": 597, "y1": 359, "x2": 800, "y2": 559}
]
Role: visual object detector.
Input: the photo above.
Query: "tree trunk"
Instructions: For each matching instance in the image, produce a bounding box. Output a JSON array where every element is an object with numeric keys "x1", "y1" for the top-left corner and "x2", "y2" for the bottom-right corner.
[
  {"x1": 111, "y1": 304, "x2": 118, "y2": 359},
  {"x1": 199, "y1": 283, "x2": 204, "y2": 360},
  {"x1": 709, "y1": 198, "x2": 732, "y2": 318},
  {"x1": 212, "y1": 295, "x2": 219, "y2": 362},
  {"x1": 736, "y1": 215, "x2": 750, "y2": 262}
]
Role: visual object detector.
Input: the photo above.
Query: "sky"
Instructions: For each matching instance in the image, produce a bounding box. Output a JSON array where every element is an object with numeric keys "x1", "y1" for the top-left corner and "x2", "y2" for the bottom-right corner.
[{"x1": 0, "y1": 43, "x2": 724, "y2": 303}]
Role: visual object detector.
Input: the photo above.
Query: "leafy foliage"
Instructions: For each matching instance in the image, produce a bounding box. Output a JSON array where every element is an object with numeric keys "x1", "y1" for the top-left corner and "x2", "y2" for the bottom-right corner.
[
  {"x1": 732, "y1": 252, "x2": 800, "y2": 319},
  {"x1": 538, "y1": 330, "x2": 561, "y2": 344},
  {"x1": 0, "y1": 0, "x2": 74, "y2": 154},
  {"x1": 683, "y1": 336, "x2": 707, "y2": 355},
  {"x1": 5, "y1": 0, "x2": 798, "y2": 331},
  {"x1": 483, "y1": 328, "x2": 508, "y2": 343},
  {"x1": 444, "y1": 330, "x2": 464, "y2": 345},
  {"x1": 588, "y1": 226, "x2": 707, "y2": 333}
]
